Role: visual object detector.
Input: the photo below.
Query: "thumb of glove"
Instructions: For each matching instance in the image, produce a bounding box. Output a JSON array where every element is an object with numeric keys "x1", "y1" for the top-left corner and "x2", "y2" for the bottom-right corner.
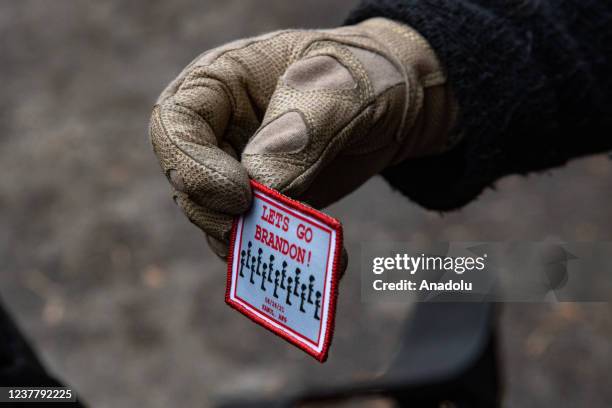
[{"x1": 240, "y1": 40, "x2": 393, "y2": 207}]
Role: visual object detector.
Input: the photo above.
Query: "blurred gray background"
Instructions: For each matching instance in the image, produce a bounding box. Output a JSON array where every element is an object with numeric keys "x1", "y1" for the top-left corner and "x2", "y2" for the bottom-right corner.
[{"x1": 1, "y1": 1, "x2": 611, "y2": 407}]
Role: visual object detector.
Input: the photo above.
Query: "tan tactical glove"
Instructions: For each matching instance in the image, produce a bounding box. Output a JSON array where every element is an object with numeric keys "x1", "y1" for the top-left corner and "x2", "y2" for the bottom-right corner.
[{"x1": 150, "y1": 18, "x2": 457, "y2": 258}]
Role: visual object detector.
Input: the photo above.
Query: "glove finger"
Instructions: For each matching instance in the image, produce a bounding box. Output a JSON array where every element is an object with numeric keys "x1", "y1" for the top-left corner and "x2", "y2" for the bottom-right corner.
[
  {"x1": 152, "y1": 31, "x2": 309, "y2": 217},
  {"x1": 150, "y1": 104, "x2": 251, "y2": 216},
  {"x1": 173, "y1": 190, "x2": 234, "y2": 244},
  {"x1": 206, "y1": 235, "x2": 230, "y2": 260},
  {"x1": 167, "y1": 31, "x2": 303, "y2": 152}
]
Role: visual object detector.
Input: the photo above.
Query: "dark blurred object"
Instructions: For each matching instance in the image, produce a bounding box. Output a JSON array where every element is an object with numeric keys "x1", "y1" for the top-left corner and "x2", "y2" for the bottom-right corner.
[
  {"x1": 0, "y1": 300, "x2": 84, "y2": 406},
  {"x1": 0, "y1": 300, "x2": 63, "y2": 387},
  {"x1": 218, "y1": 301, "x2": 499, "y2": 408}
]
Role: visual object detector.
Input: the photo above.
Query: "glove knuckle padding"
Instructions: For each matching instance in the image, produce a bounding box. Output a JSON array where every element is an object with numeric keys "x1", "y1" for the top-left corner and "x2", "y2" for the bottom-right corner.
[
  {"x1": 185, "y1": 32, "x2": 307, "y2": 148},
  {"x1": 242, "y1": 39, "x2": 379, "y2": 195}
]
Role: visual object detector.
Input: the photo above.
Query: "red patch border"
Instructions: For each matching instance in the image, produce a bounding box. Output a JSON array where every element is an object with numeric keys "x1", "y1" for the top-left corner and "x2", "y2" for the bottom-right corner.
[{"x1": 225, "y1": 180, "x2": 343, "y2": 363}]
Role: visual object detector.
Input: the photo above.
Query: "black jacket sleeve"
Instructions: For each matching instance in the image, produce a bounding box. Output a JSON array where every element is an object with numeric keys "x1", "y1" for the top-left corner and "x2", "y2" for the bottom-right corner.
[{"x1": 346, "y1": 0, "x2": 612, "y2": 210}]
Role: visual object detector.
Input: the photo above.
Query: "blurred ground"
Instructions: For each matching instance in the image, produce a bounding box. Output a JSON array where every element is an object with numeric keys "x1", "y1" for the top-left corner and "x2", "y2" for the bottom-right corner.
[{"x1": 1, "y1": 1, "x2": 611, "y2": 407}]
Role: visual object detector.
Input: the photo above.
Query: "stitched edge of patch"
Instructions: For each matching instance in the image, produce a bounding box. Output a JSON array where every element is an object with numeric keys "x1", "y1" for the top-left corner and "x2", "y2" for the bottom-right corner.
[{"x1": 225, "y1": 179, "x2": 343, "y2": 362}]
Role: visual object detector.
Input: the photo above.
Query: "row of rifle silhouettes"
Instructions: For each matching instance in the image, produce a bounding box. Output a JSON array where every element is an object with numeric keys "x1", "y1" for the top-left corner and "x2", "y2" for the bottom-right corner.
[{"x1": 239, "y1": 241, "x2": 322, "y2": 320}]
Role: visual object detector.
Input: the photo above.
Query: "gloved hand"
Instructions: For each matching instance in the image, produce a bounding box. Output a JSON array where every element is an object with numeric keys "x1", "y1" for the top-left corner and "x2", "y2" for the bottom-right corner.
[{"x1": 149, "y1": 17, "x2": 457, "y2": 258}]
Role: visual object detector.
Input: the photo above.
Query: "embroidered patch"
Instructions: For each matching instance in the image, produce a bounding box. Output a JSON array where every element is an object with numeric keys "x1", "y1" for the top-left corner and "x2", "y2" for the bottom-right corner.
[{"x1": 226, "y1": 180, "x2": 343, "y2": 362}]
